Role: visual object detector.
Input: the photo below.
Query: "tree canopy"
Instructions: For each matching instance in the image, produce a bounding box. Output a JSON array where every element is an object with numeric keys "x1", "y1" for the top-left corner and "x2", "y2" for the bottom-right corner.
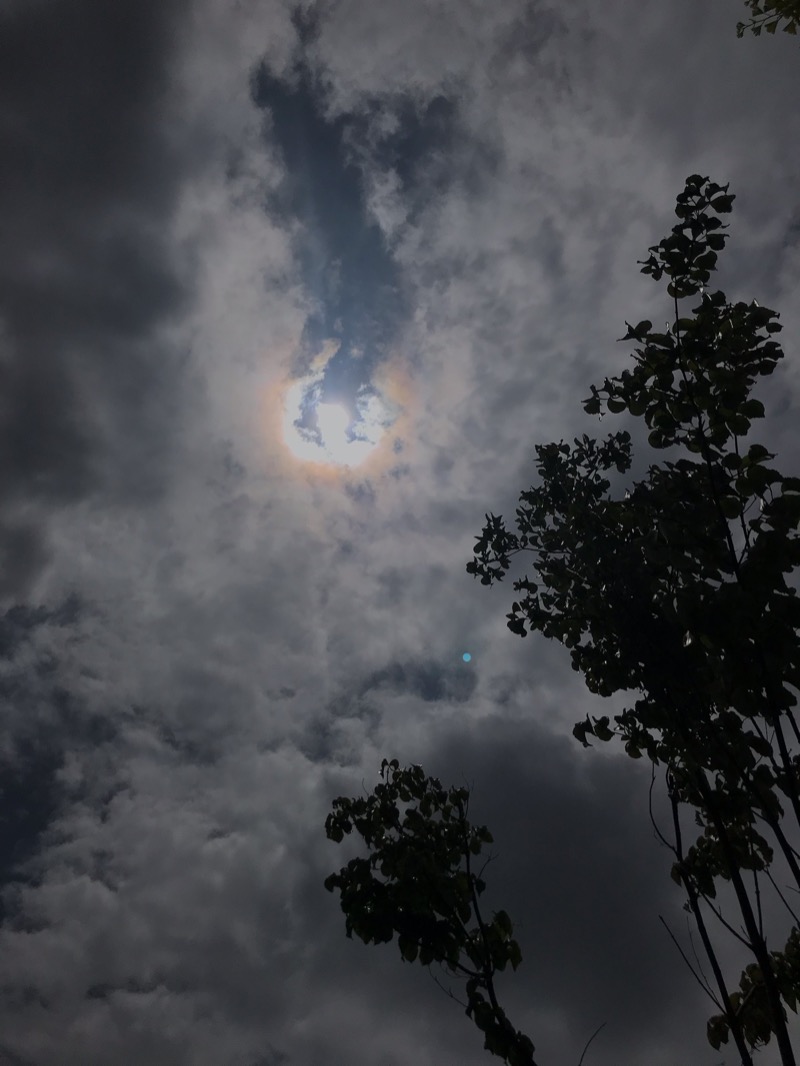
[
  {"x1": 325, "y1": 760, "x2": 536, "y2": 1065},
  {"x1": 466, "y1": 174, "x2": 800, "y2": 1063},
  {"x1": 327, "y1": 174, "x2": 800, "y2": 1063}
]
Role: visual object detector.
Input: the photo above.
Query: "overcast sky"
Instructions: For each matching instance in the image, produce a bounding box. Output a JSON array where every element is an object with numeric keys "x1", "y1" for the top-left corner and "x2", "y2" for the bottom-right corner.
[{"x1": 0, "y1": 1, "x2": 799, "y2": 1064}]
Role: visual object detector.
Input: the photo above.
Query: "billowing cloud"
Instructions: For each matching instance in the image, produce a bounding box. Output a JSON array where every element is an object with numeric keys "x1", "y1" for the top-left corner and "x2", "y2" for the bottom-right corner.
[{"x1": 0, "y1": 0, "x2": 798, "y2": 1063}]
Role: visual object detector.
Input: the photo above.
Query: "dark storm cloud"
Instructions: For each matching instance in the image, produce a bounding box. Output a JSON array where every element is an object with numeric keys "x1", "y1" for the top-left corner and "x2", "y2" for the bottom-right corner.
[
  {"x1": 0, "y1": 738, "x2": 62, "y2": 926},
  {"x1": 0, "y1": 598, "x2": 110, "y2": 924},
  {"x1": 0, "y1": 0, "x2": 795, "y2": 1062},
  {"x1": 0, "y1": 522, "x2": 49, "y2": 603},
  {"x1": 362, "y1": 657, "x2": 477, "y2": 703},
  {"x1": 0, "y1": 0, "x2": 192, "y2": 587},
  {"x1": 0, "y1": 1044, "x2": 37, "y2": 1066},
  {"x1": 295, "y1": 657, "x2": 477, "y2": 768}
]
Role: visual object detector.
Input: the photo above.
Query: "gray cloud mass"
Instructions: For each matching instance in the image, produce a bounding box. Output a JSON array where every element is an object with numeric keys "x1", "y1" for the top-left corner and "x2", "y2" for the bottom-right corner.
[{"x1": 0, "y1": 0, "x2": 798, "y2": 1063}]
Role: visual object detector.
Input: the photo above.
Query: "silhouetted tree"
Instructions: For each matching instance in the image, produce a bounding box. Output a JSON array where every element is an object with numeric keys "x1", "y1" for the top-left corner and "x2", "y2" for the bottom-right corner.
[
  {"x1": 325, "y1": 761, "x2": 537, "y2": 1065},
  {"x1": 327, "y1": 176, "x2": 800, "y2": 1065}
]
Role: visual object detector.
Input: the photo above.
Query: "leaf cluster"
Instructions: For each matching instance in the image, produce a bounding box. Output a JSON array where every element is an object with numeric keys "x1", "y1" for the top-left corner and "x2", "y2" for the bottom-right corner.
[
  {"x1": 736, "y1": 0, "x2": 800, "y2": 37},
  {"x1": 325, "y1": 760, "x2": 536, "y2": 1065}
]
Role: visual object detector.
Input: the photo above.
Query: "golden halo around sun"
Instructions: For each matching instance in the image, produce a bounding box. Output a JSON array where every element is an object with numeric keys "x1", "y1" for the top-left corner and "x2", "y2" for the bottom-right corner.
[{"x1": 258, "y1": 345, "x2": 415, "y2": 483}]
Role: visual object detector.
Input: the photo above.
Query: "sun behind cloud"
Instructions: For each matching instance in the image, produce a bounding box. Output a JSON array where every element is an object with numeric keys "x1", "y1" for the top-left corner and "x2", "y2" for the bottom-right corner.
[
  {"x1": 282, "y1": 380, "x2": 393, "y2": 468},
  {"x1": 316, "y1": 402, "x2": 351, "y2": 461}
]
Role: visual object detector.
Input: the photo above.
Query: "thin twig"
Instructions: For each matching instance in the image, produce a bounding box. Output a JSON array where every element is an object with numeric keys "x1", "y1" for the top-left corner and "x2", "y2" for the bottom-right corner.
[
  {"x1": 699, "y1": 892, "x2": 753, "y2": 949},
  {"x1": 687, "y1": 919, "x2": 715, "y2": 1000},
  {"x1": 765, "y1": 868, "x2": 800, "y2": 926},
  {"x1": 577, "y1": 1022, "x2": 606, "y2": 1066},
  {"x1": 659, "y1": 915, "x2": 720, "y2": 1007},
  {"x1": 430, "y1": 969, "x2": 468, "y2": 1010}
]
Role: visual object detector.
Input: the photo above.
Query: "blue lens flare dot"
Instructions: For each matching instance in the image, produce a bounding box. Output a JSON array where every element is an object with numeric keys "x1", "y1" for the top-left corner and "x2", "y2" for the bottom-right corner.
[{"x1": 462, "y1": 652, "x2": 472, "y2": 663}]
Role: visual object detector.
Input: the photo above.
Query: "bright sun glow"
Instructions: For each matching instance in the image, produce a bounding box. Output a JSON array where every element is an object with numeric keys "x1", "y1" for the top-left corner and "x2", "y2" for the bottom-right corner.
[
  {"x1": 282, "y1": 380, "x2": 394, "y2": 468},
  {"x1": 316, "y1": 403, "x2": 350, "y2": 461}
]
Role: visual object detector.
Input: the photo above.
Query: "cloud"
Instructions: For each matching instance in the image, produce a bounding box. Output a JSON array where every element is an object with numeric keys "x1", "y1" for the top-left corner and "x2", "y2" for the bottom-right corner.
[
  {"x1": 0, "y1": 0, "x2": 798, "y2": 1063},
  {"x1": 0, "y1": 0, "x2": 190, "y2": 512}
]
